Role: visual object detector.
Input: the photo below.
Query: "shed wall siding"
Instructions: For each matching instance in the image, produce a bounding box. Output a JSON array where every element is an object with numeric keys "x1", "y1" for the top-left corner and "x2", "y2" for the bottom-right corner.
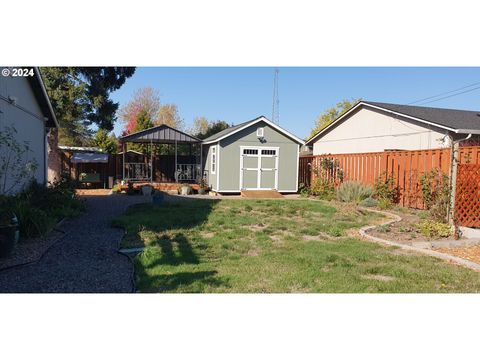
[
  {"x1": 218, "y1": 121, "x2": 299, "y2": 192},
  {"x1": 203, "y1": 144, "x2": 217, "y2": 190},
  {"x1": 312, "y1": 107, "x2": 450, "y2": 155},
  {"x1": 0, "y1": 72, "x2": 46, "y2": 194}
]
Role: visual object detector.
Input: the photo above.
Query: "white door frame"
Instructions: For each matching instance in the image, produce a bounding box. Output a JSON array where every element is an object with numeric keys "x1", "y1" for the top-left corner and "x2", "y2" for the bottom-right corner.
[{"x1": 239, "y1": 146, "x2": 279, "y2": 190}]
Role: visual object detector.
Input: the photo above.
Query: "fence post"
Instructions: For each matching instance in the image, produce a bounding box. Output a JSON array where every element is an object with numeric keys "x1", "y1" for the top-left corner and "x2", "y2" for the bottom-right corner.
[{"x1": 448, "y1": 141, "x2": 459, "y2": 226}]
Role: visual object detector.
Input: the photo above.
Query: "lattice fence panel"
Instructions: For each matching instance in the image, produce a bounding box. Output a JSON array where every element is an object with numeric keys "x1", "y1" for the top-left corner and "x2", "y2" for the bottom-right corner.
[{"x1": 455, "y1": 164, "x2": 480, "y2": 228}]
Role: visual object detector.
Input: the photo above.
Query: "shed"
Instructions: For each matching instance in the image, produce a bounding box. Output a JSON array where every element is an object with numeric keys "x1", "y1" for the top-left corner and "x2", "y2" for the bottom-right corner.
[{"x1": 202, "y1": 116, "x2": 304, "y2": 193}]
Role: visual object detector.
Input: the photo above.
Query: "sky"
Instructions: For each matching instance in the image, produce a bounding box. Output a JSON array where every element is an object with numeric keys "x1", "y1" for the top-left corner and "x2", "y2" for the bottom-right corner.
[{"x1": 110, "y1": 67, "x2": 480, "y2": 139}]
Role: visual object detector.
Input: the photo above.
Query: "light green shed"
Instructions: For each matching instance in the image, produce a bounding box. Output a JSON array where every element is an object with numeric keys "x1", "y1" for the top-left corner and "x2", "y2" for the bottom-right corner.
[{"x1": 201, "y1": 116, "x2": 304, "y2": 193}]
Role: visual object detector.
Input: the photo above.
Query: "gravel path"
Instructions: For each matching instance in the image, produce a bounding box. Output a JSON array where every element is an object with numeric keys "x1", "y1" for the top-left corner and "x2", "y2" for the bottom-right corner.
[{"x1": 0, "y1": 194, "x2": 147, "y2": 293}]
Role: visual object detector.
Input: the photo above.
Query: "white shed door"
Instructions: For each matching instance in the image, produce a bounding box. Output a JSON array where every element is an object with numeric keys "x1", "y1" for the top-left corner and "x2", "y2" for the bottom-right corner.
[{"x1": 240, "y1": 147, "x2": 279, "y2": 190}]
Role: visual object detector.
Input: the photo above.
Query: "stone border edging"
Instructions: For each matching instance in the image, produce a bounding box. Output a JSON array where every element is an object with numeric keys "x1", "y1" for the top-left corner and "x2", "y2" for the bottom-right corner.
[{"x1": 358, "y1": 207, "x2": 480, "y2": 272}]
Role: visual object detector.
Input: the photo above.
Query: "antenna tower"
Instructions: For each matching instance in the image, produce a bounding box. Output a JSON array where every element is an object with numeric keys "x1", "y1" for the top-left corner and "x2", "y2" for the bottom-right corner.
[{"x1": 272, "y1": 68, "x2": 279, "y2": 124}]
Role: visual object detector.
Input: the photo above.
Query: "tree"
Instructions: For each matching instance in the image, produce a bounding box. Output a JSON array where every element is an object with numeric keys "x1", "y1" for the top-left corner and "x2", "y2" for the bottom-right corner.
[
  {"x1": 194, "y1": 119, "x2": 231, "y2": 140},
  {"x1": 155, "y1": 104, "x2": 184, "y2": 130},
  {"x1": 308, "y1": 99, "x2": 360, "y2": 140},
  {"x1": 127, "y1": 109, "x2": 154, "y2": 153},
  {"x1": 119, "y1": 87, "x2": 160, "y2": 134},
  {"x1": 190, "y1": 116, "x2": 209, "y2": 136},
  {"x1": 134, "y1": 109, "x2": 153, "y2": 133},
  {"x1": 41, "y1": 67, "x2": 135, "y2": 146},
  {"x1": 91, "y1": 129, "x2": 118, "y2": 154}
]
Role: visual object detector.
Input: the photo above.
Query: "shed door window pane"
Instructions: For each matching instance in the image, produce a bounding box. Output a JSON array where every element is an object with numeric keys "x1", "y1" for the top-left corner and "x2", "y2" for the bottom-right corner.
[
  {"x1": 243, "y1": 149, "x2": 258, "y2": 155},
  {"x1": 261, "y1": 149, "x2": 276, "y2": 156}
]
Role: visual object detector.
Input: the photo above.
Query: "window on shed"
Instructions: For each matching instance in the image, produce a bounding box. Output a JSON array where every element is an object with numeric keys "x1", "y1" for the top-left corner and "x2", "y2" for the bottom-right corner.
[
  {"x1": 211, "y1": 146, "x2": 216, "y2": 174},
  {"x1": 261, "y1": 149, "x2": 276, "y2": 156},
  {"x1": 256, "y1": 127, "x2": 264, "y2": 137}
]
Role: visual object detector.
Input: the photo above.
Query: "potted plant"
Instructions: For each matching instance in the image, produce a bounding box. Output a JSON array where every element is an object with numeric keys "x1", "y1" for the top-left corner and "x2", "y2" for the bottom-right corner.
[
  {"x1": 179, "y1": 183, "x2": 192, "y2": 195},
  {"x1": 198, "y1": 177, "x2": 209, "y2": 195},
  {"x1": 0, "y1": 210, "x2": 19, "y2": 258}
]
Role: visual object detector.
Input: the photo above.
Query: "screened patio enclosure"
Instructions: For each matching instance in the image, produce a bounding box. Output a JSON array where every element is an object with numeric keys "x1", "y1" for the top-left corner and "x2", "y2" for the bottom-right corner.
[{"x1": 119, "y1": 124, "x2": 203, "y2": 183}]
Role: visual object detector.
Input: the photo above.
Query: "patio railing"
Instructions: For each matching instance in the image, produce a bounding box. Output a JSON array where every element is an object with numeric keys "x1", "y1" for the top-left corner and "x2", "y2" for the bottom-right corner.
[
  {"x1": 124, "y1": 162, "x2": 151, "y2": 181},
  {"x1": 176, "y1": 164, "x2": 201, "y2": 182}
]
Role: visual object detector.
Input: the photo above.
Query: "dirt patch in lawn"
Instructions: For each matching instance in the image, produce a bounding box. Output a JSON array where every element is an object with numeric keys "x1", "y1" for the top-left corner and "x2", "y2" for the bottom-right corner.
[
  {"x1": 362, "y1": 274, "x2": 395, "y2": 282},
  {"x1": 435, "y1": 246, "x2": 480, "y2": 265},
  {"x1": 201, "y1": 232, "x2": 215, "y2": 239},
  {"x1": 302, "y1": 233, "x2": 333, "y2": 242}
]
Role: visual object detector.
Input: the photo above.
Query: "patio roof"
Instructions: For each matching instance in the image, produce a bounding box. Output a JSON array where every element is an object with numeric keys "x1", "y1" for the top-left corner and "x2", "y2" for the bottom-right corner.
[
  {"x1": 71, "y1": 152, "x2": 109, "y2": 163},
  {"x1": 120, "y1": 124, "x2": 201, "y2": 144}
]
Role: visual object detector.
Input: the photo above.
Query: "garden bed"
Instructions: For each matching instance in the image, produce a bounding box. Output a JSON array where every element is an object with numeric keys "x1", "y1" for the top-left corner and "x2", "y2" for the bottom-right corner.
[{"x1": 366, "y1": 207, "x2": 456, "y2": 244}]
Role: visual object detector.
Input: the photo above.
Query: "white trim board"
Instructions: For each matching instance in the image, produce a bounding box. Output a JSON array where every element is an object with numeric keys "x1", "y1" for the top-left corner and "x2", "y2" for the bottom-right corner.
[
  {"x1": 216, "y1": 144, "x2": 220, "y2": 192},
  {"x1": 202, "y1": 116, "x2": 305, "y2": 145}
]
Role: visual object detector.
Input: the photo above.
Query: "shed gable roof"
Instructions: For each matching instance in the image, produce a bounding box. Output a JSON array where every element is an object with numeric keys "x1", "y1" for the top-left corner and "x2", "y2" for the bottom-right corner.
[
  {"x1": 202, "y1": 116, "x2": 304, "y2": 145},
  {"x1": 306, "y1": 101, "x2": 480, "y2": 146}
]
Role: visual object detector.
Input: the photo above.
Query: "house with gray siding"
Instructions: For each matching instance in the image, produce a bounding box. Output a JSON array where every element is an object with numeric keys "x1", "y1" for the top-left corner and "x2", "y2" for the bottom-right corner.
[
  {"x1": 0, "y1": 67, "x2": 58, "y2": 194},
  {"x1": 202, "y1": 116, "x2": 304, "y2": 193}
]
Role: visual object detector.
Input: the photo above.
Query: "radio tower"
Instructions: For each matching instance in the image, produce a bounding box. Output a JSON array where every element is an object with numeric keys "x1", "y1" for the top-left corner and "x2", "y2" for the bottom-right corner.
[{"x1": 272, "y1": 68, "x2": 279, "y2": 124}]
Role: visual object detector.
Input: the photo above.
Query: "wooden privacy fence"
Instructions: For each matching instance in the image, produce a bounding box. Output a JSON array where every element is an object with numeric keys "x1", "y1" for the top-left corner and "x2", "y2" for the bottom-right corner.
[{"x1": 299, "y1": 146, "x2": 480, "y2": 211}]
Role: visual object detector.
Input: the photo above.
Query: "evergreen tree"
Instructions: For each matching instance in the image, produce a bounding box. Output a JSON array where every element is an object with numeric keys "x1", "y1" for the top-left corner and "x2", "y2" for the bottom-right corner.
[{"x1": 41, "y1": 67, "x2": 135, "y2": 145}]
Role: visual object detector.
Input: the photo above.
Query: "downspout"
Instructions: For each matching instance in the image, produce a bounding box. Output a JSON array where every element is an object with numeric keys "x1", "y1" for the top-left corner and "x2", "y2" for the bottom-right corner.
[{"x1": 447, "y1": 133, "x2": 472, "y2": 227}]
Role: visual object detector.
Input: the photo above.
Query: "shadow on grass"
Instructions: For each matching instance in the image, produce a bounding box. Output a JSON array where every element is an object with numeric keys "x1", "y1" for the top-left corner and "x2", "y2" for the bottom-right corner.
[
  {"x1": 150, "y1": 233, "x2": 200, "y2": 266},
  {"x1": 136, "y1": 269, "x2": 227, "y2": 292},
  {"x1": 114, "y1": 197, "x2": 224, "y2": 291}
]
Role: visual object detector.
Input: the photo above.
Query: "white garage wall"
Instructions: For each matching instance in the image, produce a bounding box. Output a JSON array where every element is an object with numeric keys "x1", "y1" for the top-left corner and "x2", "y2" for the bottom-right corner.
[
  {"x1": 0, "y1": 71, "x2": 46, "y2": 194},
  {"x1": 313, "y1": 107, "x2": 451, "y2": 155}
]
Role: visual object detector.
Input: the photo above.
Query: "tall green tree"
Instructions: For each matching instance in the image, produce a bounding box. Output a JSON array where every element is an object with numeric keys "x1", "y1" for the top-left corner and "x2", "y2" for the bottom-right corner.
[
  {"x1": 129, "y1": 109, "x2": 153, "y2": 153},
  {"x1": 41, "y1": 67, "x2": 135, "y2": 146},
  {"x1": 91, "y1": 129, "x2": 118, "y2": 154},
  {"x1": 308, "y1": 99, "x2": 360, "y2": 140}
]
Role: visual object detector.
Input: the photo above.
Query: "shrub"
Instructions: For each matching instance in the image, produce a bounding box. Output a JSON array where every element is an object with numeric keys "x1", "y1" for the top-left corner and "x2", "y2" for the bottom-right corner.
[
  {"x1": 416, "y1": 220, "x2": 452, "y2": 238},
  {"x1": 298, "y1": 183, "x2": 309, "y2": 198},
  {"x1": 378, "y1": 198, "x2": 393, "y2": 210},
  {"x1": 309, "y1": 178, "x2": 335, "y2": 200},
  {"x1": 336, "y1": 181, "x2": 373, "y2": 204},
  {"x1": 359, "y1": 197, "x2": 378, "y2": 207},
  {"x1": 374, "y1": 172, "x2": 399, "y2": 203},
  {"x1": 1, "y1": 177, "x2": 84, "y2": 239},
  {"x1": 419, "y1": 169, "x2": 450, "y2": 223}
]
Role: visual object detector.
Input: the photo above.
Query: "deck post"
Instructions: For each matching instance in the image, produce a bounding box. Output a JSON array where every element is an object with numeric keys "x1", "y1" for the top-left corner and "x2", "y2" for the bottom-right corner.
[
  {"x1": 150, "y1": 139, "x2": 153, "y2": 183},
  {"x1": 199, "y1": 143, "x2": 203, "y2": 182},
  {"x1": 175, "y1": 139, "x2": 178, "y2": 182},
  {"x1": 122, "y1": 142, "x2": 126, "y2": 181}
]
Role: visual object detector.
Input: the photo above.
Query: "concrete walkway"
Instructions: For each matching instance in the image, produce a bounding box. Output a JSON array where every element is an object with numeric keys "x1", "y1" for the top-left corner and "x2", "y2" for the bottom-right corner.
[{"x1": 0, "y1": 194, "x2": 147, "y2": 293}]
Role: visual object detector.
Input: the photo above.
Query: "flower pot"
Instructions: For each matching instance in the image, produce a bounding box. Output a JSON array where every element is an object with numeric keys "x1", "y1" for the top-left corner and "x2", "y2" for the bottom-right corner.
[
  {"x1": 180, "y1": 186, "x2": 191, "y2": 195},
  {"x1": 198, "y1": 188, "x2": 206, "y2": 195},
  {"x1": 0, "y1": 224, "x2": 19, "y2": 258}
]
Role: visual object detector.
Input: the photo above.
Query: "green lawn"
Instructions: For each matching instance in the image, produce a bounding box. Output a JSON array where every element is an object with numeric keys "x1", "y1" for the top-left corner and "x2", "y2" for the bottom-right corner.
[{"x1": 112, "y1": 198, "x2": 480, "y2": 293}]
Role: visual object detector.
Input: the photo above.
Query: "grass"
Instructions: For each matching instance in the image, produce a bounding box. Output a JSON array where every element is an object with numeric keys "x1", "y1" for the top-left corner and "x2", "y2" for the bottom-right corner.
[{"x1": 112, "y1": 199, "x2": 480, "y2": 293}]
